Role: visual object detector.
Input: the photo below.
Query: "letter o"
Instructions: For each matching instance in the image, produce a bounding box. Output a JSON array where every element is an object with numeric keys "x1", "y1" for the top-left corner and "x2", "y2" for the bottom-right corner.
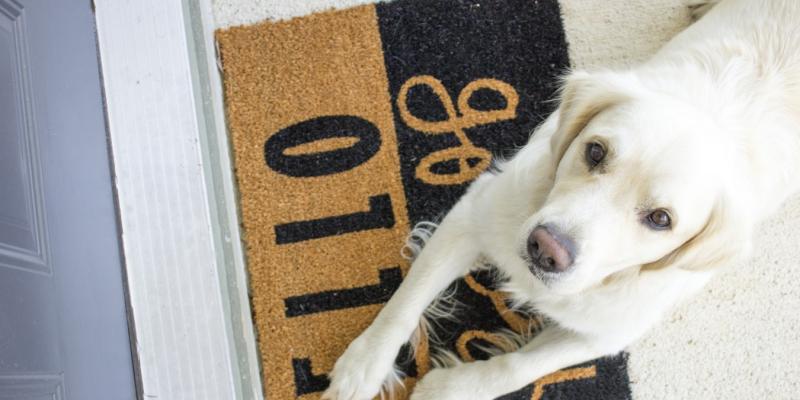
[{"x1": 264, "y1": 116, "x2": 381, "y2": 177}]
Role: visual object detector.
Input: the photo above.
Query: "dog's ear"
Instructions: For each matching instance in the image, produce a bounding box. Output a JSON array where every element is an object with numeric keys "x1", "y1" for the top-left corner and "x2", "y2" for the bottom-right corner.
[
  {"x1": 644, "y1": 197, "x2": 753, "y2": 272},
  {"x1": 551, "y1": 71, "x2": 631, "y2": 165}
]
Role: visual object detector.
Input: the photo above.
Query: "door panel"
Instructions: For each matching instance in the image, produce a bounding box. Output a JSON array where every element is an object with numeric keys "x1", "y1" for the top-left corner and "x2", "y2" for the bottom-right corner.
[
  {"x1": 0, "y1": 28, "x2": 35, "y2": 253},
  {"x1": 0, "y1": 1, "x2": 136, "y2": 399},
  {"x1": 0, "y1": 270, "x2": 60, "y2": 373},
  {"x1": 0, "y1": 6, "x2": 46, "y2": 272}
]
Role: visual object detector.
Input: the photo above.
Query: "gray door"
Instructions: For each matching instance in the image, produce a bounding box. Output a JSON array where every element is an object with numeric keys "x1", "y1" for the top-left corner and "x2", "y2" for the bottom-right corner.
[{"x1": 0, "y1": 0, "x2": 136, "y2": 399}]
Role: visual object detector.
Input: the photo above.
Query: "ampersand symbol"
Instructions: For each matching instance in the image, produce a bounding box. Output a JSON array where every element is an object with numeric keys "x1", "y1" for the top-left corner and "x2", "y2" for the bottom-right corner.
[{"x1": 397, "y1": 75, "x2": 519, "y2": 186}]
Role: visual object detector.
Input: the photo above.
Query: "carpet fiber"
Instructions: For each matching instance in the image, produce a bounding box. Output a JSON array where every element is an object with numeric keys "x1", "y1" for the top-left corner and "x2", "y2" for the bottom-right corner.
[{"x1": 216, "y1": 0, "x2": 632, "y2": 398}]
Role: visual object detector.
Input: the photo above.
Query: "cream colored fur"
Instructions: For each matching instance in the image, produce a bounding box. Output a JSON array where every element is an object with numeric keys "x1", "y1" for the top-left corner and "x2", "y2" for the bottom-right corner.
[{"x1": 324, "y1": 1, "x2": 800, "y2": 399}]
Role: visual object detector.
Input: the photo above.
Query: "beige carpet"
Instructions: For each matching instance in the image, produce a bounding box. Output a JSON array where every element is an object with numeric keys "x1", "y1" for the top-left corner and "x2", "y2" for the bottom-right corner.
[{"x1": 212, "y1": 0, "x2": 800, "y2": 398}]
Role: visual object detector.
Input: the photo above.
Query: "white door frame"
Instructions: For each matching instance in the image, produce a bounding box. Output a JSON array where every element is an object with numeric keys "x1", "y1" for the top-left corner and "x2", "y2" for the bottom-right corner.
[{"x1": 94, "y1": 1, "x2": 262, "y2": 399}]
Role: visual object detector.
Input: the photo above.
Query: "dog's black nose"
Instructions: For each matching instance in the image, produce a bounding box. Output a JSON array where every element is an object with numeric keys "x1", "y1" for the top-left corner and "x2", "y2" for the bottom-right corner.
[{"x1": 527, "y1": 225, "x2": 575, "y2": 273}]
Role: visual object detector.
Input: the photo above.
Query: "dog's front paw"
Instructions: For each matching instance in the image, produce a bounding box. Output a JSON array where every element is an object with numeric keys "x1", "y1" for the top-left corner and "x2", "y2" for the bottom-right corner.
[
  {"x1": 410, "y1": 367, "x2": 477, "y2": 400},
  {"x1": 322, "y1": 334, "x2": 400, "y2": 400}
]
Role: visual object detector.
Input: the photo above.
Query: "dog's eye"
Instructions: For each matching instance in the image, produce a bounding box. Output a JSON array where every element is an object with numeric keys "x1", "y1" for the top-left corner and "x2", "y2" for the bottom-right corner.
[
  {"x1": 646, "y1": 209, "x2": 672, "y2": 230},
  {"x1": 585, "y1": 142, "x2": 606, "y2": 168}
]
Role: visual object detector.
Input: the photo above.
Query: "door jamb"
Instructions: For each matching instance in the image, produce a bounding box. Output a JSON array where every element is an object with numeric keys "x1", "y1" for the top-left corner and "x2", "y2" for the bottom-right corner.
[{"x1": 94, "y1": 1, "x2": 262, "y2": 399}]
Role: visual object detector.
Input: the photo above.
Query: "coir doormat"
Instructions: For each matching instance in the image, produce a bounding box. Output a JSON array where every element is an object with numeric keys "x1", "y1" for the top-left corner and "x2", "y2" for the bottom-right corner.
[{"x1": 216, "y1": 0, "x2": 632, "y2": 398}]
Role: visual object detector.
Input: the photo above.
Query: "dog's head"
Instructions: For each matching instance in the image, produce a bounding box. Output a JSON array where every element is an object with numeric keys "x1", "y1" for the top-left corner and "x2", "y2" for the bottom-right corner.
[{"x1": 519, "y1": 70, "x2": 755, "y2": 294}]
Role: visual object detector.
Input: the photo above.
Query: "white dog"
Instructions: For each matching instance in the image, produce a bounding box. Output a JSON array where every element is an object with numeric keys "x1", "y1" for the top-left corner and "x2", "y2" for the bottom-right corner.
[{"x1": 324, "y1": 0, "x2": 800, "y2": 398}]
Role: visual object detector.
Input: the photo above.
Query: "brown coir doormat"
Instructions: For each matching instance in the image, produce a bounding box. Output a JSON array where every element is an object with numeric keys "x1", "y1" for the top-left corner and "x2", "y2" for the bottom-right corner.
[{"x1": 216, "y1": 0, "x2": 632, "y2": 398}]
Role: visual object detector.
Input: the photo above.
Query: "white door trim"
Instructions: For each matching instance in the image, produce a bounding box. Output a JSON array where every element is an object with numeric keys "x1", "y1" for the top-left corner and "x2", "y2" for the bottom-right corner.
[{"x1": 94, "y1": 1, "x2": 262, "y2": 399}]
